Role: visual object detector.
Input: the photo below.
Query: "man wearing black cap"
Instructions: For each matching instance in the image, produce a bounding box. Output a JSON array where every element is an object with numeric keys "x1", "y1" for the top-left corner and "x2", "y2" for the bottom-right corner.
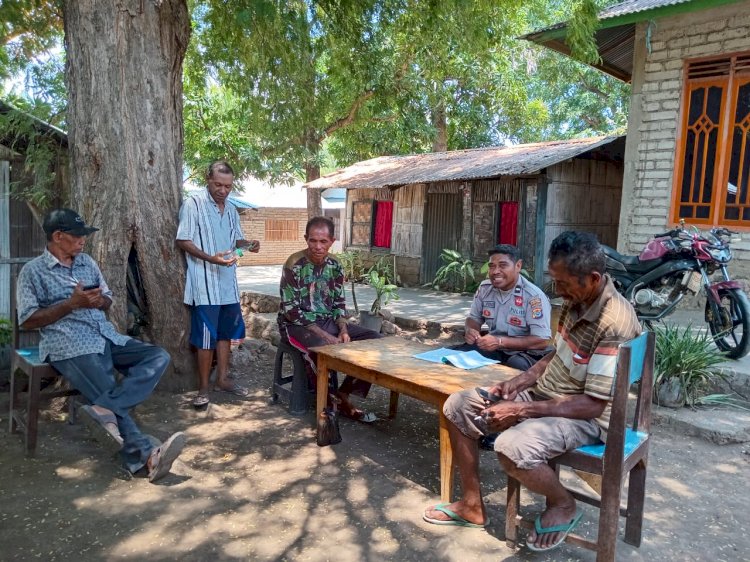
[{"x1": 15, "y1": 208, "x2": 186, "y2": 482}]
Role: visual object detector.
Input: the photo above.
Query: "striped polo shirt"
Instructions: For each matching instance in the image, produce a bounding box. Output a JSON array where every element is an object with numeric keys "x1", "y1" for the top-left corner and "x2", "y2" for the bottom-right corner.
[
  {"x1": 177, "y1": 189, "x2": 245, "y2": 306},
  {"x1": 533, "y1": 275, "x2": 641, "y2": 430}
]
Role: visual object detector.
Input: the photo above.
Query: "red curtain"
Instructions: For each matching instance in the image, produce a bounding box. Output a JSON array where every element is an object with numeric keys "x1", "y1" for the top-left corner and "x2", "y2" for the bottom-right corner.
[
  {"x1": 373, "y1": 201, "x2": 393, "y2": 248},
  {"x1": 498, "y1": 201, "x2": 518, "y2": 245}
]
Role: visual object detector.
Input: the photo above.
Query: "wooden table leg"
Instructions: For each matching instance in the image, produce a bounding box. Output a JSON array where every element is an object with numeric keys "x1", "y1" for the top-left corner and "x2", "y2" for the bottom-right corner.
[
  {"x1": 439, "y1": 409, "x2": 454, "y2": 503},
  {"x1": 316, "y1": 355, "x2": 329, "y2": 421},
  {"x1": 388, "y1": 391, "x2": 400, "y2": 418}
]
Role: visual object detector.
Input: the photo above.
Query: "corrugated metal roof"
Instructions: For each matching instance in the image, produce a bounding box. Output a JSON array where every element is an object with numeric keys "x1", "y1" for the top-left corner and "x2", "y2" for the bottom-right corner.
[
  {"x1": 228, "y1": 196, "x2": 258, "y2": 210},
  {"x1": 525, "y1": 0, "x2": 694, "y2": 36},
  {"x1": 599, "y1": 0, "x2": 693, "y2": 19},
  {"x1": 523, "y1": 0, "x2": 743, "y2": 81},
  {"x1": 304, "y1": 136, "x2": 623, "y2": 190},
  {"x1": 0, "y1": 99, "x2": 68, "y2": 150}
]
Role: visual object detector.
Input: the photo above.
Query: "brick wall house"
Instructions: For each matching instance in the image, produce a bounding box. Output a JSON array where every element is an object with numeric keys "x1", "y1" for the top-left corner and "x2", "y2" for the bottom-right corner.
[
  {"x1": 620, "y1": 1, "x2": 750, "y2": 280},
  {"x1": 237, "y1": 207, "x2": 308, "y2": 266},
  {"x1": 527, "y1": 0, "x2": 750, "y2": 280}
]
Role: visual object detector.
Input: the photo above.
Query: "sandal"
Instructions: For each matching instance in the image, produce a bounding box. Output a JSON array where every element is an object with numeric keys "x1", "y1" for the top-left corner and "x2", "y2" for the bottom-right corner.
[
  {"x1": 192, "y1": 393, "x2": 210, "y2": 408},
  {"x1": 80, "y1": 405, "x2": 123, "y2": 446},
  {"x1": 340, "y1": 408, "x2": 378, "y2": 423},
  {"x1": 214, "y1": 383, "x2": 249, "y2": 397}
]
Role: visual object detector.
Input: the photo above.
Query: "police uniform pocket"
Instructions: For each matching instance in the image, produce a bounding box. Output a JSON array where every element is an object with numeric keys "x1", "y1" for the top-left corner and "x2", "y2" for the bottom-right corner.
[{"x1": 481, "y1": 301, "x2": 496, "y2": 320}]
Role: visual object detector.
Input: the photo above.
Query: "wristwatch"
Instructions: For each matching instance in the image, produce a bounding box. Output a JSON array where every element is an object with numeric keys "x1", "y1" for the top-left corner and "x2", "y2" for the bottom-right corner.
[{"x1": 496, "y1": 336, "x2": 503, "y2": 348}]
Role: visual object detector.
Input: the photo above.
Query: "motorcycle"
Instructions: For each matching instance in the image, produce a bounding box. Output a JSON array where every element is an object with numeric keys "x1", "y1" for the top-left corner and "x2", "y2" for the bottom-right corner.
[{"x1": 602, "y1": 220, "x2": 750, "y2": 359}]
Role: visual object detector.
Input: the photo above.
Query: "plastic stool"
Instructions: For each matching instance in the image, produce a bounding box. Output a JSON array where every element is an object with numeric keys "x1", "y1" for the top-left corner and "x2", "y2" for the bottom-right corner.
[{"x1": 271, "y1": 340, "x2": 310, "y2": 415}]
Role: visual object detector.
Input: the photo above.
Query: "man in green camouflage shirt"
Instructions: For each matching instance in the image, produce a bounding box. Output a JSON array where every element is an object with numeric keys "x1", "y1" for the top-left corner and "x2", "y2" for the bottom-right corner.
[{"x1": 278, "y1": 216, "x2": 381, "y2": 421}]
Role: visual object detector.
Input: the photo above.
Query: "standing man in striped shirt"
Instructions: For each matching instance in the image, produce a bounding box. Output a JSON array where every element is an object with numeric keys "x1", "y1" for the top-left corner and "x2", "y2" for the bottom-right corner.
[
  {"x1": 177, "y1": 161, "x2": 260, "y2": 408},
  {"x1": 422, "y1": 231, "x2": 641, "y2": 553}
]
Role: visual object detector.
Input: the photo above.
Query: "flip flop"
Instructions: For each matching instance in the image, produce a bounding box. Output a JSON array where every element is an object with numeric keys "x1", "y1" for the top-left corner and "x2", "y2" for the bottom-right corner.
[
  {"x1": 422, "y1": 504, "x2": 489, "y2": 528},
  {"x1": 80, "y1": 405, "x2": 123, "y2": 446},
  {"x1": 526, "y1": 511, "x2": 583, "y2": 552},
  {"x1": 147, "y1": 432, "x2": 187, "y2": 483},
  {"x1": 341, "y1": 409, "x2": 378, "y2": 423},
  {"x1": 214, "y1": 383, "x2": 249, "y2": 397},
  {"x1": 192, "y1": 393, "x2": 210, "y2": 408}
]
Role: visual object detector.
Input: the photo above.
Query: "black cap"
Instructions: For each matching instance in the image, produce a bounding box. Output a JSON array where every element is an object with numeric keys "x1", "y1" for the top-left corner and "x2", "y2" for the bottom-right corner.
[{"x1": 43, "y1": 208, "x2": 99, "y2": 236}]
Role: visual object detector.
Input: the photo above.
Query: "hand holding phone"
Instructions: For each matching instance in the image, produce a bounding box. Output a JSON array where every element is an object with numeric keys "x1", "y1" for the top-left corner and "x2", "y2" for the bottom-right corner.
[
  {"x1": 83, "y1": 283, "x2": 100, "y2": 291},
  {"x1": 475, "y1": 387, "x2": 501, "y2": 404}
]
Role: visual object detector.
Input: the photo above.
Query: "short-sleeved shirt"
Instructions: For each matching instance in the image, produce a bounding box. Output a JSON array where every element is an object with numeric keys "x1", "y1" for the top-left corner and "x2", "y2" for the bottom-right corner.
[
  {"x1": 468, "y1": 277, "x2": 551, "y2": 340},
  {"x1": 16, "y1": 250, "x2": 130, "y2": 362},
  {"x1": 533, "y1": 275, "x2": 641, "y2": 431},
  {"x1": 278, "y1": 250, "x2": 346, "y2": 327},
  {"x1": 176, "y1": 189, "x2": 245, "y2": 306}
]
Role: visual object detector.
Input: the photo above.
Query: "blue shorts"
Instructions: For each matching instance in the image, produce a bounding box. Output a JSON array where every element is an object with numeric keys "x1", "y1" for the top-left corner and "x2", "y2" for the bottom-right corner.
[{"x1": 190, "y1": 304, "x2": 245, "y2": 350}]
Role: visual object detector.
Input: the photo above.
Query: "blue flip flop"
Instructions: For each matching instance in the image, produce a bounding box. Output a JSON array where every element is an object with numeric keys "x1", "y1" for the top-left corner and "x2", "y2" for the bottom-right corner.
[
  {"x1": 526, "y1": 511, "x2": 583, "y2": 552},
  {"x1": 422, "y1": 503, "x2": 490, "y2": 528}
]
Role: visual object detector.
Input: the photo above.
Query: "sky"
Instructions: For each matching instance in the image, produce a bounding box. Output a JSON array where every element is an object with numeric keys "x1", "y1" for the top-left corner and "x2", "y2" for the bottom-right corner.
[{"x1": 186, "y1": 176, "x2": 344, "y2": 209}]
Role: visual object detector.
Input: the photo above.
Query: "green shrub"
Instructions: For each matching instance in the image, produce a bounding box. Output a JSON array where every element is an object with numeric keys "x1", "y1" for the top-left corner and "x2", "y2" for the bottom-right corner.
[
  {"x1": 366, "y1": 270, "x2": 399, "y2": 315},
  {"x1": 0, "y1": 317, "x2": 12, "y2": 346},
  {"x1": 654, "y1": 324, "x2": 727, "y2": 407},
  {"x1": 336, "y1": 250, "x2": 366, "y2": 314},
  {"x1": 430, "y1": 249, "x2": 476, "y2": 293}
]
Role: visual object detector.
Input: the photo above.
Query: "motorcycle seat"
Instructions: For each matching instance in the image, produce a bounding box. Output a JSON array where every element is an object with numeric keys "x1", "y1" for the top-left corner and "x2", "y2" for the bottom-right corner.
[{"x1": 602, "y1": 245, "x2": 641, "y2": 266}]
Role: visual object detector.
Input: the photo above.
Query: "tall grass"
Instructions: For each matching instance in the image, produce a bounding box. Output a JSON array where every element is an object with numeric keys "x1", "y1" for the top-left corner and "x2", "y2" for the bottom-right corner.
[{"x1": 654, "y1": 324, "x2": 727, "y2": 407}]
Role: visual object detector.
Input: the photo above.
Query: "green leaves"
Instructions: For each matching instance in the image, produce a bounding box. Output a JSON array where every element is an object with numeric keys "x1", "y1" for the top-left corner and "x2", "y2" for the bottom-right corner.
[
  {"x1": 565, "y1": 0, "x2": 601, "y2": 65},
  {"x1": 431, "y1": 248, "x2": 476, "y2": 293},
  {"x1": 366, "y1": 269, "x2": 399, "y2": 315},
  {"x1": 0, "y1": 316, "x2": 12, "y2": 347},
  {"x1": 654, "y1": 324, "x2": 728, "y2": 408}
]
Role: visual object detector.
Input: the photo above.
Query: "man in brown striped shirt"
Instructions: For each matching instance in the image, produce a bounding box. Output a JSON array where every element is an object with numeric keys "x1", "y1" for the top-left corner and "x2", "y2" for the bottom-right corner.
[{"x1": 423, "y1": 231, "x2": 641, "y2": 553}]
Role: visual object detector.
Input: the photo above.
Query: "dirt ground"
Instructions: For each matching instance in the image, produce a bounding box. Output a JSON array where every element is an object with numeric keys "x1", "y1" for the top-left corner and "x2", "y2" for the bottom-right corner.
[{"x1": 1, "y1": 336, "x2": 749, "y2": 562}]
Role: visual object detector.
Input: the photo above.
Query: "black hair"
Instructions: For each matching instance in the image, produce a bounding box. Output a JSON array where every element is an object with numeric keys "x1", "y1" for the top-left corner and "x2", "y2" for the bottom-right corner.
[
  {"x1": 305, "y1": 216, "x2": 335, "y2": 238},
  {"x1": 207, "y1": 160, "x2": 234, "y2": 178},
  {"x1": 547, "y1": 231, "x2": 605, "y2": 283},
  {"x1": 488, "y1": 244, "x2": 521, "y2": 262}
]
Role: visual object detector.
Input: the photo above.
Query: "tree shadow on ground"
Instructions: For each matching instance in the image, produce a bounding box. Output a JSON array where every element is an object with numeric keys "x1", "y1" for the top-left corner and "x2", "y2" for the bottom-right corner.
[{"x1": 1, "y1": 344, "x2": 749, "y2": 561}]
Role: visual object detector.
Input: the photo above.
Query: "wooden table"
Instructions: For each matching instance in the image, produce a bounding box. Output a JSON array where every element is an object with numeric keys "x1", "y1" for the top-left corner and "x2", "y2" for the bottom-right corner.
[{"x1": 312, "y1": 337, "x2": 518, "y2": 502}]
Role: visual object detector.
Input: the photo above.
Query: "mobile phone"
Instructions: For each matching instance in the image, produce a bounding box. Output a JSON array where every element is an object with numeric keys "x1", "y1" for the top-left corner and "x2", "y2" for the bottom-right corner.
[
  {"x1": 83, "y1": 283, "x2": 100, "y2": 291},
  {"x1": 475, "y1": 387, "x2": 501, "y2": 403}
]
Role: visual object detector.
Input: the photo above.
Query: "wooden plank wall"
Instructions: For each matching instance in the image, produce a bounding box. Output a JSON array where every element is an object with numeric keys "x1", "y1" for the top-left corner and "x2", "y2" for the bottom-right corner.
[
  {"x1": 542, "y1": 159, "x2": 623, "y2": 270},
  {"x1": 471, "y1": 177, "x2": 542, "y2": 273},
  {"x1": 392, "y1": 183, "x2": 425, "y2": 258},
  {"x1": 342, "y1": 184, "x2": 425, "y2": 285}
]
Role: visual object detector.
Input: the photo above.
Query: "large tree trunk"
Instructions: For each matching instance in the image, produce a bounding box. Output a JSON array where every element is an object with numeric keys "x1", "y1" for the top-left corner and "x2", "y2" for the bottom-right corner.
[
  {"x1": 431, "y1": 100, "x2": 448, "y2": 152},
  {"x1": 305, "y1": 161, "x2": 323, "y2": 219},
  {"x1": 63, "y1": 0, "x2": 193, "y2": 391}
]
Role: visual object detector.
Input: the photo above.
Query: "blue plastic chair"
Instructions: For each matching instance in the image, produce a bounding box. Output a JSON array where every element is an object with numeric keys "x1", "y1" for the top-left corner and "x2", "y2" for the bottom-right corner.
[{"x1": 505, "y1": 331, "x2": 655, "y2": 562}]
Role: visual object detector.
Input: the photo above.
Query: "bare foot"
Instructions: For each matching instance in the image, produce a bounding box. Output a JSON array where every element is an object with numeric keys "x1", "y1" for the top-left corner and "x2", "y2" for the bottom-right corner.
[
  {"x1": 526, "y1": 504, "x2": 579, "y2": 551},
  {"x1": 423, "y1": 501, "x2": 486, "y2": 526},
  {"x1": 336, "y1": 392, "x2": 362, "y2": 418}
]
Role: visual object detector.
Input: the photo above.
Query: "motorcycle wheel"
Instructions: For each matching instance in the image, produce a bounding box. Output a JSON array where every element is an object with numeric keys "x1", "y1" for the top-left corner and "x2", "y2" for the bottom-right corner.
[{"x1": 705, "y1": 288, "x2": 750, "y2": 359}]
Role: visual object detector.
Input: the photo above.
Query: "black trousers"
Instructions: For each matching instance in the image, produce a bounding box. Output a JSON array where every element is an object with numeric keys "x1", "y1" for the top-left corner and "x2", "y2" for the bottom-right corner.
[
  {"x1": 282, "y1": 318, "x2": 382, "y2": 398},
  {"x1": 449, "y1": 342, "x2": 548, "y2": 371}
]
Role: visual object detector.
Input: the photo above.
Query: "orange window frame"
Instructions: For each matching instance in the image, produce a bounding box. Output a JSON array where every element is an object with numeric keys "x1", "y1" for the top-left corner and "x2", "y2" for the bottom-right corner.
[
  {"x1": 670, "y1": 53, "x2": 750, "y2": 230},
  {"x1": 670, "y1": 76, "x2": 729, "y2": 227},
  {"x1": 717, "y1": 74, "x2": 750, "y2": 226}
]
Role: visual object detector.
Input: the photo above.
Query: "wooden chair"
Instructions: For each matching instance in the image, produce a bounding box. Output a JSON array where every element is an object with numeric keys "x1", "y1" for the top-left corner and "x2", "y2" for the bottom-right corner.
[
  {"x1": 505, "y1": 331, "x2": 655, "y2": 562},
  {"x1": 8, "y1": 274, "x2": 80, "y2": 457},
  {"x1": 9, "y1": 328, "x2": 80, "y2": 457}
]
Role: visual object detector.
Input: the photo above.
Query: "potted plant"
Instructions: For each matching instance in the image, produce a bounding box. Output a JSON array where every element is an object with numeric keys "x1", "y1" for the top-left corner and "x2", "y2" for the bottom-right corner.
[
  {"x1": 360, "y1": 270, "x2": 400, "y2": 332},
  {"x1": 653, "y1": 323, "x2": 727, "y2": 408},
  {"x1": 336, "y1": 250, "x2": 366, "y2": 314}
]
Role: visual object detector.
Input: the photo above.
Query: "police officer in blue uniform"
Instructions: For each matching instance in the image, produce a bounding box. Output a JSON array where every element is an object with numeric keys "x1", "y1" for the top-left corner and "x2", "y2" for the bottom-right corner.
[
  {"x1": 454, "y1": 244, "x2": 552, "y2": 371},
  {"x1": 453, "y1": 244, "x2": 553, "y2": 450}
]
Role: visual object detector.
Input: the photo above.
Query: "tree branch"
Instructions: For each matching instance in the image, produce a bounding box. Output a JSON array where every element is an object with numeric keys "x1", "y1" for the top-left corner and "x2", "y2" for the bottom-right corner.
[{"x1": 324, "y1": 90, "x2": 375, "y2": 137}]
